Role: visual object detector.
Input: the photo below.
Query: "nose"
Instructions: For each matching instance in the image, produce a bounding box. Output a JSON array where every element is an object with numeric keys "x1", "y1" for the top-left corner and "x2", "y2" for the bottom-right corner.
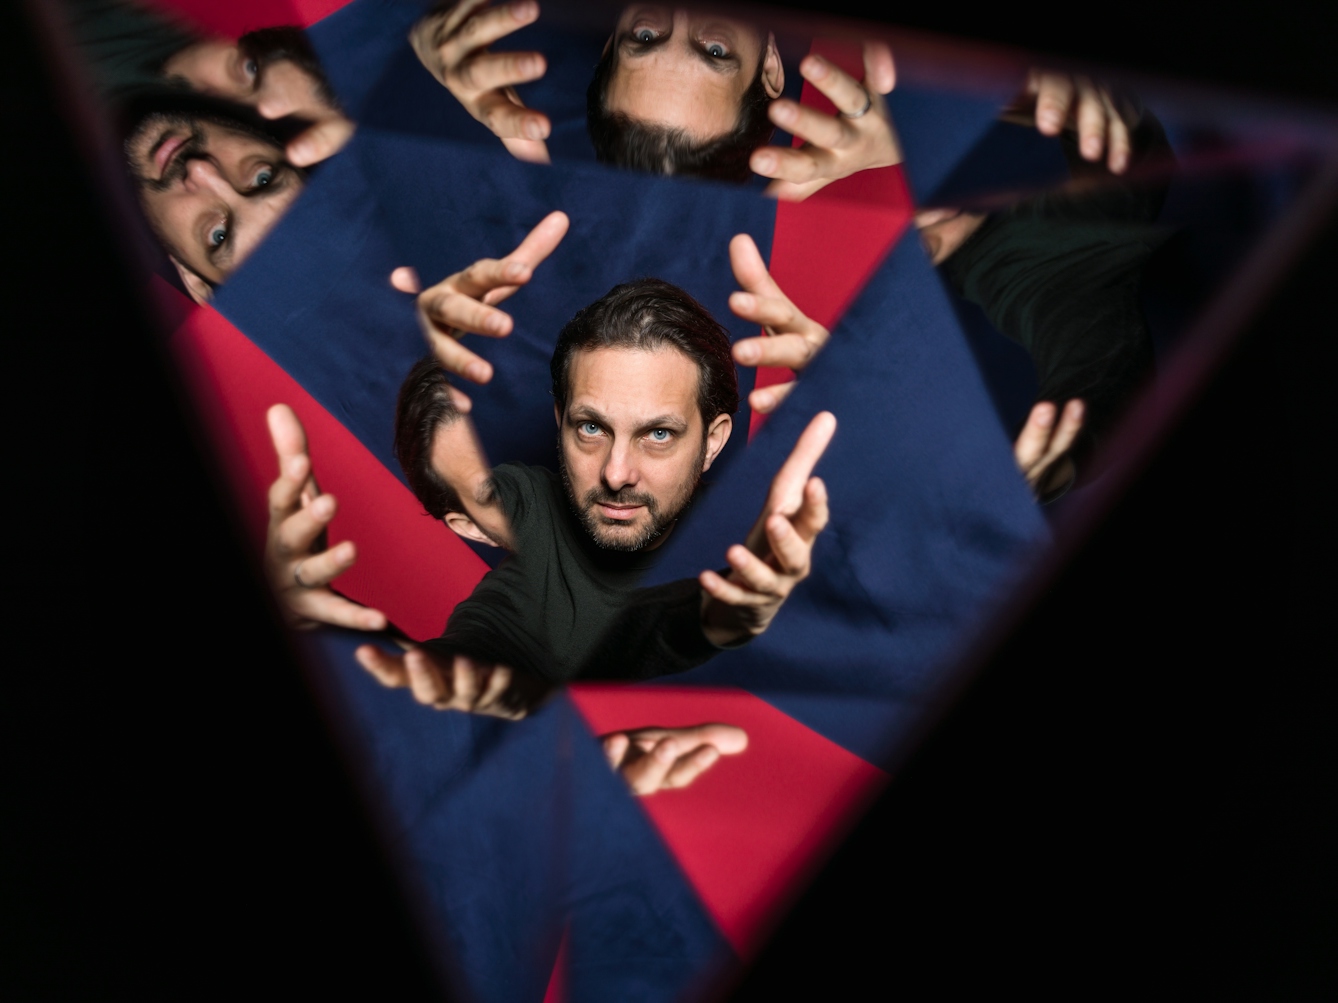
[
  {"x1": 601, "y1": 440, "x2": 639, "y2": 493},
  {"x1": 182, "y1": 157, "x2": 232, "y2": 196}
]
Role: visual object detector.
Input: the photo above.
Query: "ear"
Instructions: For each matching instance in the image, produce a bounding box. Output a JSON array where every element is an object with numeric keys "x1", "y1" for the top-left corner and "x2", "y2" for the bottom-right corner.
[
  {"x1": 444, "y1": 512, "x2": 500, "y2": 546},
  {"x1": 554, "y1": 402, "x2": 563, "y2": 428},
  {"x1": 602, "y1": 33, "x2": 613, "y2": 58},
  {"x1": 761, "y1": 32, "x2": 784, "y2": 99},
  {"x1": 170, "y1": 256, "x2": 214, "y2": 305},
  {"x1": 701, "y1": 413, "x2": 734, "y2": 472}
]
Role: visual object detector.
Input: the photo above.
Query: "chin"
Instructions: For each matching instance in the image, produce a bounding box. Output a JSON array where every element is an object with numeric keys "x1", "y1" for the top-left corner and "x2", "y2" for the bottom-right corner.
[{"x1": 589, "y1": 518, "x2": 653, "y2": 551}]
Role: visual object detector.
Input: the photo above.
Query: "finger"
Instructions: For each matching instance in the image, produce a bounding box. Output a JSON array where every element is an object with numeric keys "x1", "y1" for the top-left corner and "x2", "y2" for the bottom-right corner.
[
  {"x1": 267, "y1": 403, "x2": 310, "y2": 479},
  {"x1": 454, "y1": 49, "x2": 546, "y2": 99},
  {"x1": 731, "y1": 329, "x2": 818, "y2": 369},
  {"x1": 727, "y1": 543, "x2": 785, "y2": 595},
  {"x1": 700, "y1": 567, "x2": 772, "y2": 608},
  {"x1": 288, "y1": 588, "x2": 388, "y2": 631},
  {"x1": 1014, "y1": 401, "x2": 1057, "y2": 473},
  {"x1": 762, "y1": 513, "x2": 811, "y2": 579},
  {"x1": 354, "y1": 644, "x2": 409, "y2": 687},
  {"x1": 798, "y1": 52, "x2": 875, "y2": 120},
  {"x1": 1039, "y1": 399, "x2": 1085, "y2": 467},
  {"x1": 1074, "y1": 76, "x2": 1107, "y2": 162},
  {"x1": 442, "y1": 0, "x2": 540, "y2": 66},
  {"x1": 390, "y1": 266, "x2": 422, "y2": 294},
  {"x1": 1033, "y1": 72, "x2": 1074, "y2": 135},
  {"x1": 622, "y1": 737, "x2": 680, "y2": 795},
  {"x1": 749, "y1": 380, "x2": 796, "y2": 415},
  {"x1": 767, "y1": 99, "x2": 846, "y2": 153},
  {"x1": 420, "y1": 284, "x2": 514, "y2": 337},
  {"x1": 405, "y1": 649, "x2": 452, "y2": 708},
  {"x1": 602, "y1": 732, "x2": 630, "y2": 769},
  {"x1": 689, "y1": 723, "x2": 749, "y2": 755},
  {"x1": 789, "y1": 475, "x2": 830, "y2": 543},
  {"x1": 447, "y1": 384, "x2": 473, "y2": 414},
  {"x1": 427, "y1": 327, "x2": 494, "y2": 385},
  {"x1": 1102, "y1": 90, "x2": 1131, "y2": 173},
  {"x1": 286, "y1": 115, "x2": 355, "y2": 167},
  {"x1": 662, "y1": 745, "x2": 721, "y2": 790},
  {"x1": 862, "y1": 40, "x2": 895, "y2": 94},
  {"x1": 450, "y1": 654, "x2": 485, "y2": 708},
  {"x1": 434, "y1": 0, "x2": 492, "y2": 42},
  {"x1": 728, "y1": 233, "x2": 778, "y2": 297},
  {"x1": 504, "y1": 210, "x2": 570, "y2": 274},
  {"x1": 285, "y1": 537, "x2": 354, "y2": 587},
  {"x1": 768, "y1": 411, "x2": 838, "y2": 513},
  {"x1": 273, "y1": 487, "x2": 336, "y2": 551},
  {"x1": 475, "y1": 87, "x2": 551, "y2": 141},
  {"x1": 474, "y1": 662, "x2": 513, "y2": 711}
]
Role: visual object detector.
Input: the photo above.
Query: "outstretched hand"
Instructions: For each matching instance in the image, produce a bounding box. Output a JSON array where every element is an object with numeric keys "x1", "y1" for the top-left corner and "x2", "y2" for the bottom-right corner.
[
  {"x1": 409, "y1": 0, "x2": 552, "y2": 163},
  {"x1": 1015, "y1": 399, "x2": 1084, "y2": 500},
  {"x1": 1007, "y1": 70, "x2": 1133, "y2": 174},
  {"x1": 390, "y1": 210, "x2": 569, "y2": 398},
  {"x1": 355, "y1": 643, "x2": 544, "y2": 719},
  {"x1": 751, "y1": 42, "x2": 900, "y2": 202},
  {"x1": 264, "y1": 404, "x2": 388, "y2": 631},
  {"x1": 602, "y1": 723, "x2": 748, "y2": 795},
  {"x1": 700, "y1": 411, "x2": 835, "y2": 646},
  {"x1": 726, "y1": 233, "x2": 829, "y2": 414}
]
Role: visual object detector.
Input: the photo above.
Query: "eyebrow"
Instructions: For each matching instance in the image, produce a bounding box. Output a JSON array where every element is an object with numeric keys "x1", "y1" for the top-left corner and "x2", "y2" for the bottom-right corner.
[{"x1": 568, "y1": 405, "x2": 691, "y2": 435}]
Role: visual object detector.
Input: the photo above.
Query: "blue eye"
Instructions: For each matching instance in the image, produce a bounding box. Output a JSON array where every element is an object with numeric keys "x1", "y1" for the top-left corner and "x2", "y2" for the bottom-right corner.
[
  {"x1": 244, "y1": 58, "x2": 258, "y2": 78},
  {"x1": 635, "y1": 28, "x2": 657, "y2": 42},
  {"x1": 579, "y1": 422, "x2": 600, "y2": 436},
  {"x1": 253, "y1": 167, "x2": 274, "y2": 188},
  {"x1": 706, "y1": 43, "x2": 727, "y2": 57},
  {"x1": 209, "y1": 225, "x2": 227, "y2": 247},
  {"x1": 648, "y1": 429, "x2": 670, "y2": 442}
]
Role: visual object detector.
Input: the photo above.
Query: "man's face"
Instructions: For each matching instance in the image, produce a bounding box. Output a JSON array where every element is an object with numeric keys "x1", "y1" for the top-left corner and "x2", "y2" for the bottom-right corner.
[
  {"x1": 162, "y1": 40, "x2": 331, "y2": 126},
  {"x1": 605, "y1": 6, "x2": 779, "y2": 140},
  {"x1": 126, "y1": 112, "x2": 304, "y2": 284},
  {"x1": 558, "y1": 345, "x2": 727, "y2": 551}
]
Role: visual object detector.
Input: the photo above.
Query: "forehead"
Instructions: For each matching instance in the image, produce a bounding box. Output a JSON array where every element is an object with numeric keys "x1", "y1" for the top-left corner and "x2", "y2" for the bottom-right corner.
[{"x1": 566, "y1": 346, "x2": 700, "y2": 423}]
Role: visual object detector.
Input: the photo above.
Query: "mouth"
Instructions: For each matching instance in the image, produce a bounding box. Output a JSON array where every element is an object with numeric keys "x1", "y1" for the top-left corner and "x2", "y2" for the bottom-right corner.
[
  {"x1": 151, "y1": 132, "x2": 188, "y2": 181},
  {"x1": 595, "y1": 503, "x2": 645, "y2": 522}
]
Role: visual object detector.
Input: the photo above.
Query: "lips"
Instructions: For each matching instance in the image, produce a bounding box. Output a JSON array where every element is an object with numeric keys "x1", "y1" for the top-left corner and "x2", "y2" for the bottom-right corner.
[
  {"x1": 152, "y1": 133, "x2": 187, "y2": 180},
  {"x1": 596, "y1": 503, "x2": 644, "y2": 521}
]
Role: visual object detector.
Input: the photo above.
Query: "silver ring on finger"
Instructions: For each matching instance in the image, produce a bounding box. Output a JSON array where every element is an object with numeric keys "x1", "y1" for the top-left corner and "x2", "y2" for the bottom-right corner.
[
  {"x1": 840, "y1": 84, "x2": 873, "y2": 119},
  {"x1": 293, "y1": 560, "x2": 313, "y2": 589}
]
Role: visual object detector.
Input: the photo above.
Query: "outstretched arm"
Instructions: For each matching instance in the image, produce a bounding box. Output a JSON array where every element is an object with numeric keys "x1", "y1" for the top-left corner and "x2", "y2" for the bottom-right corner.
[{"x1": 699, "y1": 411, "x2": 836, "y2": 646}]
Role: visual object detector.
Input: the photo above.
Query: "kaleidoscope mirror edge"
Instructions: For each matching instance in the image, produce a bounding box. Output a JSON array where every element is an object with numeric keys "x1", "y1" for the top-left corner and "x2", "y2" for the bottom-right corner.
[{"x1": 10, "y1": 0, "x2": 1338, "y2": 1000}]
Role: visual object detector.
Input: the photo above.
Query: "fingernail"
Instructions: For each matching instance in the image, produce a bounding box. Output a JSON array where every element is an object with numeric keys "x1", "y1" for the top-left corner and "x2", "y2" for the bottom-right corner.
[
  {"x1": 802, "y1": 55, "x2": 827, "y2": 79},
  {"x1": 1040, "y1": 110, "x2": 1061, "y2": 131},
  {"x1": 771, "y1": 102, "x2": 797, "y2": 126},
  {"x1": 288, "y1": 140, "x2": 312, "y2": 164},
  {"x1": 523, "y1": 118, "x2": 544, "y2": 140},
  {"x1": 752, "y1": 151, "x2": 775, "y2": 172},
  {"x1": 1083, "y1": 136, "x2": 1101, "y2": 158},
  {"x1": 735, "y1": 341, "x2": 758, "y2": 363},
  {"x1": 505, "y1": 260, "x2": 528, "y2": 280},
  {"x1": 313, "y1": 495, "x2": 334, "y2": 517},
  {"x1": 1036, "y1": 407, "x2": 1053, "y2": 427},
  {"x1": 466, "y1": 362, "x2": 490, "y2": 382},
  {"x1": 511, "y1": 0, "x2": 537, "y2": 20},
  {"x1": 488, "y1": 315, "x2": 508, "y2": 335},
  {"x1": 655, "y1": 741, "x2": 678, "y2": 761}
]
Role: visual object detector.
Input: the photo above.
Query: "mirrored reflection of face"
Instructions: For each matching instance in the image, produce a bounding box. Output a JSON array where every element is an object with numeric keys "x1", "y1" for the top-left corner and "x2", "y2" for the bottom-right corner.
[
  {"x1": 558, "y1": 346, "x2": 712, "y2": 551},
  {"x1": 606, "y1": 6, "x2": 775, "y2": 140},
  {"x1": 126, "y1": 114, "x2": 304, "y2": 284},
  {"x1": 162, "y1": 41, "x2": 331, "y2": 127}
]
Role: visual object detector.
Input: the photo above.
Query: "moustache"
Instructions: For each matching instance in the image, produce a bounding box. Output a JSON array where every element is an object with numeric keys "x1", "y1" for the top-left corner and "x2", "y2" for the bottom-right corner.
[
  {"x1": 143, "y1": 130, "x2": 204, "y2": 192},
  {"x1": 582, "y1": 486, "x2": 659, "y2": 513}
]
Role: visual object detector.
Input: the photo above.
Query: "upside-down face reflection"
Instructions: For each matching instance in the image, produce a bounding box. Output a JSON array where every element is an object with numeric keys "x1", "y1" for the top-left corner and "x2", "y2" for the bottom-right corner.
[{"x1": 125, "y1": 111, "x2": 305, "y2": 288}]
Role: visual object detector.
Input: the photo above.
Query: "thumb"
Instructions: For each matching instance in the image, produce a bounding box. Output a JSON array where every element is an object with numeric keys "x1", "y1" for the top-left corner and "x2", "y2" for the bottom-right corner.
[
  {"x1": 390, "y1": 267, "x2": 423, "y2": 295},
  {"x1": 286, "y1": 116, "x2": 355, "y2": 167}
]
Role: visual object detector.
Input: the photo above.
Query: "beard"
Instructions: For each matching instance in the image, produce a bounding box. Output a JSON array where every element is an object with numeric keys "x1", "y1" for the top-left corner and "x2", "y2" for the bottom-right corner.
[{"x1": 558, "y1": 436, "x2": 707, "y2": 552}]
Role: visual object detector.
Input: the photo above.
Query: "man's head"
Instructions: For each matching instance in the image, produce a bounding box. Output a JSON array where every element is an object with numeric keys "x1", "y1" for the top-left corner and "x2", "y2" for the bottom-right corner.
[
  {"x1": 551, "y1": 279, "x2": 737, "y2": 550},
  {"x1": 123, "y1": 97, "x2": 306, "y2": 300},
  {"x1": 587, "y1": 5, "x2": 783, "y2": 181},
  {"x1": 162, "y1": 26, "x2": 338, "y2": 128}
]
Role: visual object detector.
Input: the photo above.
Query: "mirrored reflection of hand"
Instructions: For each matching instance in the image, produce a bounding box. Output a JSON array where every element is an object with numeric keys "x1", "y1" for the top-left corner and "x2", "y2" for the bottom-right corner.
[
  {"x1": 751, "y1": 42, "x2": 901, "y2": 202},
  {"x1": 701, "y1": 412, "x2": 836, "y2": 646},
  {"x1": 1015, "y1": 400, "x2": 1084, "y2": 500},
  {"x1": 285, "y1": 114, "x2": 357, "y2": 168},
  {"x1": 264, "y1": 404, "x2": 388, "y2": 631},
  {"x1": 409, "y1": 0, "x2": 552, "y2": 163},
  {"x1": 354, "y1": 644, "x2": 544, "y2": 719},
  {"x1": 726, "y1": 234, "x2": 829, "y2": 414},
  {"x1": 1010, "y1": 70, "x2": 1132, "y2": 174},
  {"x1": 390, "y1": 210, "x2": 569, "y2": 390},
  {"x1": 602, "y1": 724, "x2": 749, "y2": 796}
]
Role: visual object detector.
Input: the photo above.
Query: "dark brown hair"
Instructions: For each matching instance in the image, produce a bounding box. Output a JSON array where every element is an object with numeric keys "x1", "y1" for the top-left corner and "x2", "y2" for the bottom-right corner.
[
  {"x1": 550, "y1": 279, "x2": 739, "y2": 425},
  {"x1": 394, "y1": 356, "x2": 466, "y2": 518}
]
